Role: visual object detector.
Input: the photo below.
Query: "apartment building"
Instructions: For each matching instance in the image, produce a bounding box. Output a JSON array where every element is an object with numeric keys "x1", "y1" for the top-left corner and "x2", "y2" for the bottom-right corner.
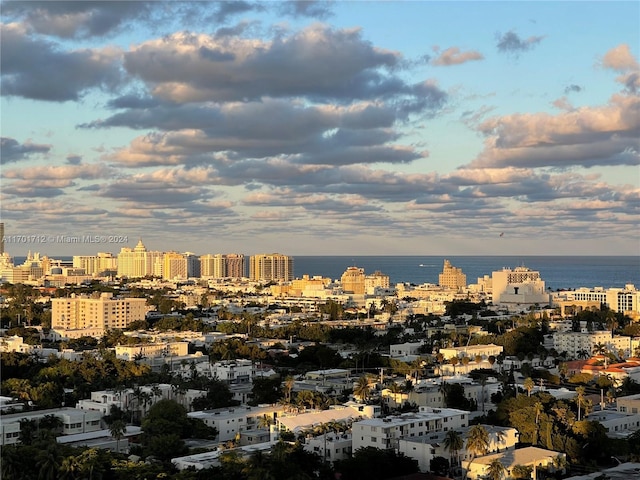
[
  {"x1": 72, "y1": 253, "x2": 117, "y2": 276},
  {"x1": 1, "y1": 408, "x2": 102, "y2": 446},
  {"x1": 51, "y1": 293, "x2": 147, "y2": 334},
  {"x1": 398, "y1": 425, "x2": 518, "y2": 472},
  {"x1": 249, "y1": 254, "x2": 293, "y2": 282},
  {"x1": 188, "y1": 405, "x2": 284, "y2": 442},
  {"x1": 352, "y1": 406, "x2": 469, "y2": 451},
  {"x1": 552, "y1": 284, "x2": 640, "y2": 319},
  {"x1": 553, "y1": 330, "x2": 639, "y2": 359},
  {"x1": 116, "y1": 240, "x2": 163, "y2": 278}
]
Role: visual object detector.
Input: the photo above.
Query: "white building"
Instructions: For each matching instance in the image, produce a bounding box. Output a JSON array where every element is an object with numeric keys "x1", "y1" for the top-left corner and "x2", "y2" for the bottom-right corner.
[
  {"x1": 398, "y1": 425, "x2": 518, "y2": 473},
  {"x1": 304, "y1": 432, "x2": 353, "y2": 464},
  {"x1": 352, "y1": 407, "x2": 469, "y2": 451},
  {"x1": 553, "y1": 330, "x2": 639, "y2": 359},
  {"x1": 0, "y1": 408, "x2": 102, "y2": 446},
  {"x1": 491, "y1": 266, "x2": 550, "y2": 308},
  {"x1": 552, "y1": 284, "x2": 640, "y2": 319},
  {"x1": 188, "y1": 405, "x2": 284, "y2": 443}
]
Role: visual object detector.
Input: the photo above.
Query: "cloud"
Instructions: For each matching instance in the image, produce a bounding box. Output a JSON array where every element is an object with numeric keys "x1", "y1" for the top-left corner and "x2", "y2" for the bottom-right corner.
[
  {"x1": 431, "y1": 47, "x2": 484, "y2": 66},
  {"x1": 279, "y1": 1, "x2": 334, "y2": 19},
  {"x1": 123, "y1": 25, "x2": 425, "y2": 103},
  {"x1": 602, "y1": 44, "x2": 639, "y2": 71},
  {"x1": 564, "y1": 84, "x2": 582, "y2": 94},
  {"x1": 1, "y1": 23, "x2": 122, "y2": 101},
  {"x1": 0, "y1": 137, "x2": 51, "y2": 163},
  {"x1": 212, "y1": 1, "x2": 265, "y2": 23},
  {"x1": 472, "y1": 93, "x2": 640, "y2": 169},
  {"x1": 496, "y1": 30, "x2": 544, "y2": 55},
  {"x1": 2, "y1": 163, "x2": 114, "y2": 181}
]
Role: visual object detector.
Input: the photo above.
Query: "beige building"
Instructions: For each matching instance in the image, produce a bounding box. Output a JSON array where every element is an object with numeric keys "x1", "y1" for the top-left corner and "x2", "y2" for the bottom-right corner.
[
  {"x1": 466, "y1": 447, "x2": 565, "y2": 480},
  {"x1": 365, "y1": 270, "x2": 390, "y2": 293},
  {"x1": 341, "y1": 266, "x2": 365, "y2": 294},
  {"x1": 249, "y1": 254, "x2": 293, "y2": 282},
  {"x1": 73, "y1": 253, "x2": 117, "y2": 276},
  {"x1": 51, "y1": 293, "x2": 147, "y2": 333},
  {"x1": 163, "y1": 251, "x2": 188, "y2": 280},
  {"x1": 439, "y1": 260, "x2": 467, "y2": 290},
  {"x1": 117, "y1": 239, "x2": 163, "y2": 278},
  {"x1": 201, "y1": 253, "x2": 246, "y2": 278}
]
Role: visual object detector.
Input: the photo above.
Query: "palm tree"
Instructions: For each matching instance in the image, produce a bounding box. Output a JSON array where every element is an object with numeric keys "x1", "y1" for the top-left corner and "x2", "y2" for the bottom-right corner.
[
  {"x1": 354, "y1": 376, "x2": 371, "y2": 402},
  {"x1": 465, "y1": 425, "x2": 490, "y2": 478},
  {"x1": 511, "y1": 464, "x2": 533, "y2": 479},
  {"x1": 523, "y1": 377, "x2": 535, "y2": 397},
  {"x1": 388, "y1": 382, "x2": 403, "y2": 407},
  {"x1": 109, "y1": 419, "x2": 127, "y2": 452},
  {"x1": 36, "y1": 444, "x2": 61, "y2": 480},
  {"x1": 257, "y1": 414, "x2": 273, "y2": 429},
  {"x1": 449, "y1": 356, "x2": 459, "y2": 375},
  {"x1": 576, "y1": 386, "x2": 586, "y2": 421},
  {"x1": 486, "y1": 458, "x2": 506, "y2": 480},
  {"x1": 443, "y1": 429, "x2": 463, "y2": 469}
]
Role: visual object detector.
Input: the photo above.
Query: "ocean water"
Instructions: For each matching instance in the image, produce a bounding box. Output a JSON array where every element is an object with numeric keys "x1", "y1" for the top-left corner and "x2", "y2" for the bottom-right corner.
[{"x1": 293, "y1": 256, "x2": 640, "y2": 291}]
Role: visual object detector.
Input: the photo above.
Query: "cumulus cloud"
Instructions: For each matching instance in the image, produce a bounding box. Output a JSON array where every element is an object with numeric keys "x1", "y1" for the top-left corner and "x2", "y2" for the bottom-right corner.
[
  {"x1": 431, "y1": 46, "x2": 484, "y2": 66},
  {"x1": 601, "y1": 44, "x2": 640, "y2": 93},
  {"x1": 2, "y1": 163, "x2": 114, "y2": 180},
  {"x1": 0, "y1": 1, "x2": 155, "y2": 39},
  {"x1": 122, "y1": 25, "x2": 426, "y2": 103},
  {"x1": 472, "y1": 93, "x2": 640, "y2": 168},
  {"x1": 1, "y1": 23, "x2": 122, "y2": 101},
  {"x1": 496, "y1": 30, "x2": 544, "y2": 55},
  {"x1": 0, "y1": 137, "x2": 51, "y2": 163}
]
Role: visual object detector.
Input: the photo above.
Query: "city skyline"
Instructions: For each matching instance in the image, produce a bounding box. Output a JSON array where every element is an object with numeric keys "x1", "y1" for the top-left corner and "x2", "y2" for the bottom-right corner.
[{"x1": 1, "y1": 1, "x2": 639, "y2": 257}]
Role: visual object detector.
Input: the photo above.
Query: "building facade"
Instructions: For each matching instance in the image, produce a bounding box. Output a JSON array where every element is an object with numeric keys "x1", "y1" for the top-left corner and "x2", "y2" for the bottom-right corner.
[
  {"x1": 439, "y1": 260, "x2": 467, "y2": 290},
  {"x1": 491, "y1": 266, "x2": 549, "y2": 307},
  {"x1": 249, "y1": 254, "x2": 293, "y2": 282},
  {"x1": 51, "y1": 293, "x2": 147, "y2": 333},
  {"x1": 341, "y1": 266, "x2": 365, "y2": 294}
]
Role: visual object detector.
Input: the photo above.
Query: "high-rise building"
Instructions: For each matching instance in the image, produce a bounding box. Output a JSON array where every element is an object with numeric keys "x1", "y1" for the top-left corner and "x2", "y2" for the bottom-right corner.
[
  {"x1": 201, "y1": 254, "x2": 225, "y2": 278},
  {"x1": 73, "y1": 253, "x2": 117, "y2": 276},
  {"x1": 51, "y1": 293, "x2": 147, "y2": 333},
  {"x1": 225, "y1": 254, "x2": 246, "y2": 278},
  {"x1": 116, "y1": 239, "x2": 163, "y2": 278},
  {"x1": 163, "y1": 251, "x2": 188, "y2": 280},
  {"x1": 0, "y1": 222, "x2": 4, "y2": 254},
  {"x1": 185, "y1": 252, "x2": 201, "y2": 278},
  {"x1": 200, "y1": 253, "x2": 246, "y2": 278},
  {"x1": 249, "y1": 254, "x2": 293, "y2": 282},
  {"x1": 439, "y1": 259, "x2": 467, "y2": 290},
  {"x1": 341, "y1": 266, "x2": 365, "y2": 294}
]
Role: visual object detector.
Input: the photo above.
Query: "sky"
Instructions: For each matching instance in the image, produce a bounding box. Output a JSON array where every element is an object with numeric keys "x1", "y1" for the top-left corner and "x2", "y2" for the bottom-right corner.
[{"x1": 1, "y1": 1, "x2": 639, "y2": 257}]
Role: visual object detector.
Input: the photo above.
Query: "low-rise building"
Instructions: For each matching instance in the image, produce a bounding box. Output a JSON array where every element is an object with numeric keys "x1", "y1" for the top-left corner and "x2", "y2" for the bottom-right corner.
[
  {"x1": 188, "y1": 405, "x2": 284, "y2": 443},
  {"x1": 466, "y1": 446, "x2": 565, "y2": 480},
  {"x1": 398, "y1": 425, "x2": 518, "y2": 473},
  {"x1": 352, "y1": 407, "x2": 469, "y2": 451}
]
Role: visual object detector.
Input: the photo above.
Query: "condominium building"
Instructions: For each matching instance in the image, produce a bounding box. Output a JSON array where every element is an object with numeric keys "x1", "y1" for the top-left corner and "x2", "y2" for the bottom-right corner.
[
  {"x1": 491, "y1": 266, "x2": 550, "y2": 307},
  {"x1": 73, "y1": 252, "x2": 117, "y2": 276},
  {"x1": 201, "y1": 254, "x2": 246, "y2": 278},
  {"x1": 552, "y1": 285, "x2": 640, "y2": 319},
  {"x1": 249, "y1": 254, "x2": 293, "y2": 282},
  {"x1": 117, "y1": 239, "x2": 163, "y2": 278},
  {"x1": 352, "y1": 407, "x2": 469, "y2": 451},
  {"x1": 365, "y1": 270, "x2": 390, "y2": 294},
  {"x1": 439, "y1": 260, "x2": 467, "y2": 290},
  {"x1": 341, "y1": 266, "x2": 365, "y2": 294},
  {"x1": 163, "y1": 251, "x2": 188, "y2": 280},
  {"x1": 553, "y1": 330, "x2": 639, "y2": 359},
  {"x1": 51, "y1": 293, "x2": 147, "y2": 333}
]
